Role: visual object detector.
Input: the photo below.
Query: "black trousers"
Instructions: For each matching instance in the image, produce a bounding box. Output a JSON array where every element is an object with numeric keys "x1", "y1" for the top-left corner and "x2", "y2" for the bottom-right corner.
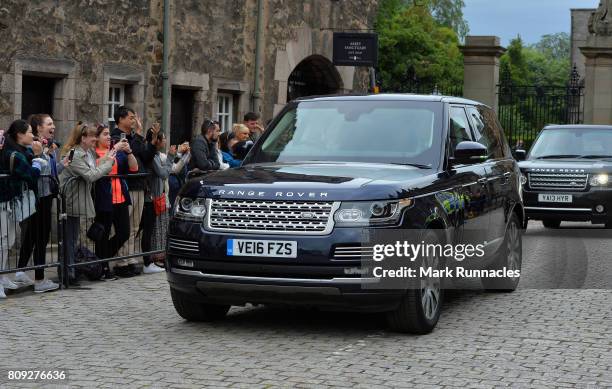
[
  {"x1": 94, "y1": 202, "x2": 130, "y2": 261},
  {"x1": 18, "y1": 196, "x2": 54, "y2": 280},
  {"x1": 140, "y1": 202, "x2": 154, "y2": 266}
]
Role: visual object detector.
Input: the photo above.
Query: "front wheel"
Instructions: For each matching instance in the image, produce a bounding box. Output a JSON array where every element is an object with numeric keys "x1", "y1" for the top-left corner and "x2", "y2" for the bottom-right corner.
[
  {"x1": 481, "y1": 213, "x2": 522, "y2": 292},
  {"x1": 170, "y1": 288, "x2": 230, "y2": 322},
  {"x1": 386, "y1": 230, "x2": 444, "y2": 334}
]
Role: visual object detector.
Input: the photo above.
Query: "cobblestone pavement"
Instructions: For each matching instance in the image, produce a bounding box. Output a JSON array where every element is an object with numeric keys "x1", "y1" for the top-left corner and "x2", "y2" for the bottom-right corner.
[{"x1": 1, "y1": 223, "x2": 611, "y2": 389}]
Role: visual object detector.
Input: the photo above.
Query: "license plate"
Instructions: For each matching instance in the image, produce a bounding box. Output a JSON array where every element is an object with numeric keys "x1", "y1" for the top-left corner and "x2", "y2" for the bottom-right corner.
[
  {"x1": 538, "y1": 194, "x2": 573, "y2": 203},
  {"x1": 227, "y1": 239, "x2": 298, "y2": 258}
]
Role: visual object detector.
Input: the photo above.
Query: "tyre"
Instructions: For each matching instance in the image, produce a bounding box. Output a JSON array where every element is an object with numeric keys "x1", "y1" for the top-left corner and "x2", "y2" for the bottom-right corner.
[
  {"x1": 542, "y1": 219, "x2": 561, "y2": 228},
  {"x1": 481, "y1": 212, "x2": 522, "y2": 292},
  {"x1": 386, "y1": 230, "x2": 444, "y2": 334},
  {"x1": 170, "y1": 288, "x2": 230, "y2": 322}
]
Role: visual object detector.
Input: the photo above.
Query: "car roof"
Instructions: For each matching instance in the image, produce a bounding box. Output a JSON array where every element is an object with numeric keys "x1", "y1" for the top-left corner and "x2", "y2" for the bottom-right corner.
[
  {"x1": 542, "y1": 124, "x2": 612, "y2": 130},
  {"x1": 293, "y1": 93, "x2": 487, "y2": 107}
]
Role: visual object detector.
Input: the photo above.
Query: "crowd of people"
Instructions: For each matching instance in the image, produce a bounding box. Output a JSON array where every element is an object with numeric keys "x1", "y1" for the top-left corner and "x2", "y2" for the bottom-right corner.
[{"x1": 0, "y1": 106, "x2": 264, "y2": 299}]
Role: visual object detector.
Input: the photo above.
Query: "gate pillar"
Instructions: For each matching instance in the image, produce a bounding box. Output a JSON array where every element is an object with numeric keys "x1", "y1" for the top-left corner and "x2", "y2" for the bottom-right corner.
[
  {"x1": 460, "y1": 36, "x2": 506, "y2": 112},
  {"x1": 580, "y1": 36, "x2": 612, "y2": 124}
]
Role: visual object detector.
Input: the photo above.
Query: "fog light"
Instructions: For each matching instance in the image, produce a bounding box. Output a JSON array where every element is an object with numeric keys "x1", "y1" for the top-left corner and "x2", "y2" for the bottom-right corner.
[
  {"x1": 596, "y1": 205, "x2": 605, "y2": 213},
  {"x1": 177, "y1": 258, "x2": 194, "y2": 268}
]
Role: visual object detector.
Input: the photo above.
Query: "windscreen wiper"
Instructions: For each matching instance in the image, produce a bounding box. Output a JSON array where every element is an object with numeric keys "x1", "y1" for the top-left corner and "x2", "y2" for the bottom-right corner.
[
  {"x1": 390, "y1": 163, "x2": 432, "y2": 169},
  {"x1": 535, "y1": 154, "x2": 581, "y2": 159},
  {"x1": 577, "y1": 155, "x2": 612, "y2": 159}
]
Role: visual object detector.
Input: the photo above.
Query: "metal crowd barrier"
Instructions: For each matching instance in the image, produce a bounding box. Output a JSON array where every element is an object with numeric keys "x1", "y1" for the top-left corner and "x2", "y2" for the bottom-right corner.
[
  {"x1": 0, "y1": 172, "x2": 168, "y2": 291},
  {"x1": 0, "y1": 174, "x2": 63, "y2": 281}
]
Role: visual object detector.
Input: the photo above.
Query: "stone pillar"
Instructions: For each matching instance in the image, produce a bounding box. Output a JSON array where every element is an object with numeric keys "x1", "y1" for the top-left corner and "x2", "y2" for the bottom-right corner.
[
  {"x1": 460, "y1": 36, "x2": 506, "y2": 112},
  {"x1": 580, "y1": 38, "x2": 612, "y2": 124},
  {"x1": 580, "y1": 0, "x2": 612, "y2": 124}
]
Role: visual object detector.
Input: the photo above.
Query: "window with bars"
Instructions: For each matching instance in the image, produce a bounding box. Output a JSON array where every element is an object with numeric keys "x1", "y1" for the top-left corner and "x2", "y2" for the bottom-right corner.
[
  {"x1": 217, "y1": 93, "x2": 234, "y2": 133},
  {"x1": 108, "y1": 84, "x2": 125, "y2": 128}
]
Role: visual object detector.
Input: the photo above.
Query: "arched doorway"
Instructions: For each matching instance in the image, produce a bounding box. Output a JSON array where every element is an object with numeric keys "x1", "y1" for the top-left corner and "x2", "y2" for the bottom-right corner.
[{"x1": 287, "y1": 55, "x2": 343, "y2": 101}]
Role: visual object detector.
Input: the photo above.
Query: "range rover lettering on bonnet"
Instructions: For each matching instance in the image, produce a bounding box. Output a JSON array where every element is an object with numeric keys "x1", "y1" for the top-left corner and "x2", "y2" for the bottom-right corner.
[{"x1": 216, "y1": 189, "x2": 329, "y2": 198}]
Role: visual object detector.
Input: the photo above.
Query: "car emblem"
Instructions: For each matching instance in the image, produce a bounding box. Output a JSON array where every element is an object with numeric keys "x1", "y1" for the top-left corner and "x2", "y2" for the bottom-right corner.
[{"x1": 300, "y1": 212, "x2": 314, "y2": 219}]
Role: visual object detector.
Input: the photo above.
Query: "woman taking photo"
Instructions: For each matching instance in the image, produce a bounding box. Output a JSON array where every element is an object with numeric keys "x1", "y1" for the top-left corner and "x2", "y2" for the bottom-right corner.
[
  {"x1": 59, "y1": 122, "x2": 120, "y2": 285},
  {"x1": 93, "y1": 124, "x2": 138, "y2": 279},
  {"x1": 0, "y1": 119, "x2": 58, "y2": 295},
  {"x1": 141, "y1": 130, "x2": 173, "y2": 274},
  {"x1": 15, "y1": 114, "x2": 62, "y2": 289}
]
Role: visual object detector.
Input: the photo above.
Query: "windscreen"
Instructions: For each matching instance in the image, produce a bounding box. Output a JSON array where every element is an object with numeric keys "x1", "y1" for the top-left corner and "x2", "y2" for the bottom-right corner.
[
  {"x1": 529, "y1": 128, "x2": 612, "y2": 159},
  {"x1": 245, "y1": 100, "x2": 444, "y2": 167}
]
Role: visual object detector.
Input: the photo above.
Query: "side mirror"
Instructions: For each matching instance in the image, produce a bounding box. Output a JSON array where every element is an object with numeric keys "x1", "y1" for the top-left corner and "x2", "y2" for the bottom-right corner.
[
  {"x1": 451, "y1": 141, "x2": 488, "y2": 165},
  {"x1": 514, "y1": 149, "x2": 527, "y2": 161}
]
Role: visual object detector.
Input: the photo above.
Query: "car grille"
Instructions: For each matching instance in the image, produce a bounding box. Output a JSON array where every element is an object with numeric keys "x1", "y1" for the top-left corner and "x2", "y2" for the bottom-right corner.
[
  {"x1": 167, "y1": 238, "x2": 200, "y2": 254},
  {"x1": 528, "y1": 172, "x2": 588, "y2": 191},
  {"x1": 332, "y1": 246, "x2": 374, "y2": 261},
  {"x1": 207, "y1": 199, "x2": 338, "y2": 235}
]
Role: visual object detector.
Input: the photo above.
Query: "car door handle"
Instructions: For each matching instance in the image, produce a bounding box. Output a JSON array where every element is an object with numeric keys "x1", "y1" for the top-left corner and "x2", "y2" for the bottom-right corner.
[{"x1": 502, "y1": 172, "x2": 512, "y2": 184}]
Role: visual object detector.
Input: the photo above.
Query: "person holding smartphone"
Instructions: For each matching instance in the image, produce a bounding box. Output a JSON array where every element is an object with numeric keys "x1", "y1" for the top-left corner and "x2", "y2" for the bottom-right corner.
[
  {"x1": 0, "y1": 120, "x2": 49, "y2": 295},
  {"x1": 59, "y1": 122, "x2": 119, "y2": 285},
  {"x1": 109, "y1": 106, "x2": 157, "y2": 277},
  {"x1": 93, "y1": 124, "x2": 138, "y2": 279},
  {"x1": 14, "y1": 114, "x2": 62, "y2": 289}
]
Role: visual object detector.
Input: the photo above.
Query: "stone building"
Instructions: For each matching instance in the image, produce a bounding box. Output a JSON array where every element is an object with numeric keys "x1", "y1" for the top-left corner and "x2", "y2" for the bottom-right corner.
[{"x1": 0, "y1": 0, "x2": 378, "y2": 144}]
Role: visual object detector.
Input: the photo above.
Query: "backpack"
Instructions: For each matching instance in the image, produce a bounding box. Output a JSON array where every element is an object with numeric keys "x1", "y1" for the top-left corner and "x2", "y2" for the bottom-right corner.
[{"x1": 74, "y1": 246, "x2": 105, "y2": 281}]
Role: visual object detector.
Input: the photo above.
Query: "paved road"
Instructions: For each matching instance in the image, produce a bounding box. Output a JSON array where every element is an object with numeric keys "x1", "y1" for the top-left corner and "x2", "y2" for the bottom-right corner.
[{"x1": 1, "y1": 221, "x2": 611, "y2": 388}]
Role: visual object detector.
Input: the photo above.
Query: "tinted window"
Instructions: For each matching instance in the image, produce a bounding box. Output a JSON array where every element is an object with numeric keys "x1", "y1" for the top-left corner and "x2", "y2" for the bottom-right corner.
[
  {"x1": 469, "y1": 106, "x2": 505, "y2": 159},
  {"x1": 529, "y1": 128, "x2": 612, "y2": 159},
  {"x1": 449, "y1": 106, "x2": 472, "y2": 152},
  {"x1": 246, "y1": 100, "x2": 444, "y2": 168}
]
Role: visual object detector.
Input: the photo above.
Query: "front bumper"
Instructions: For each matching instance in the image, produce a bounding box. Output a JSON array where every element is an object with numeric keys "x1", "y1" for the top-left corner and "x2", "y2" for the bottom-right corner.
[
  {"x1": 522, "y1": 188, "x2": 612, "y2": 223},
  {"x1": 167, "y1": 268, "x2": 404, "y2": 312},
  {"x1": 165, "y1": 220, "x2": 408, "y2": 312}
]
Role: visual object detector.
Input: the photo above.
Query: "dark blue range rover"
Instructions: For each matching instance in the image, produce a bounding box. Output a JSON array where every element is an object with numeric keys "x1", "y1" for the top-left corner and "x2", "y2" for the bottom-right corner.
[{"x1": 166, "y1": 94, "x2": 524, "y2": 334}]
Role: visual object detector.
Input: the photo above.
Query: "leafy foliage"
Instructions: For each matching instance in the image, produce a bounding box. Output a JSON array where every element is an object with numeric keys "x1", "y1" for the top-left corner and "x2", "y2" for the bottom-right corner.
[
  {"x1": 500, "y1": 33, "x2": 571, "y2": 86},
  {"x1": 375, "y1": 0, "x2": 465, "y2": 92}
]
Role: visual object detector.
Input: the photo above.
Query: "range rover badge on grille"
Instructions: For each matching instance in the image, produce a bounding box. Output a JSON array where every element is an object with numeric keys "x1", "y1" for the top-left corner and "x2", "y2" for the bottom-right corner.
[{"x1": 300, "y1": 212, "x2": 315, "y2": 219}]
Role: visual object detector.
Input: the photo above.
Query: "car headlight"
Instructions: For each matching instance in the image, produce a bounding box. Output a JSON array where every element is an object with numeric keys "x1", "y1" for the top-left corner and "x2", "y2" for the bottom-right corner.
[
  {"x1": 589, "y1": 174, "x2": 609, "y2": 187},
  {"x1": 173, "y1": 196, "x2": 207, "y2": 220},
  {"x1": 333, "y1": 199, "x2": 413, "y2": 227},
  {"x1": 520, "y1": 173, "x2": 527, "y2": 185}
]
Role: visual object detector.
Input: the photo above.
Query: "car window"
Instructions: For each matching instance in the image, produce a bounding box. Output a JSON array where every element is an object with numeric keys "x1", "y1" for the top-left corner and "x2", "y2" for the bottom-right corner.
[
  {"x1": 469, "y1": 106, "x2": 505, "y2": 159},
  {"x1": 466, "y1": 106, "x2": 485, "y2": 142},
  {"x1": 449, "y1": 106, "x2": 472, "y2": 153},
  {"x1": 247, "y1": 100, "x2": 444, "y2": 168}
]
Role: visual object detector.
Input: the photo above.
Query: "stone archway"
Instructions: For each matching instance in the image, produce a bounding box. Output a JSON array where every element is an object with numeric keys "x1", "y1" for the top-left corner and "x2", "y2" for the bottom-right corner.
[
  {"x1": 286, "y1": 55, "x2": 343, "y2": 101},
  {"x1": 273, "y1": 25, "x2": 356, "y2": 116}
]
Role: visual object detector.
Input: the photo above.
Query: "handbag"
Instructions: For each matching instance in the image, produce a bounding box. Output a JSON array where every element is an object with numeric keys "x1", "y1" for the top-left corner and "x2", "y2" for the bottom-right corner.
[
  {"x1": 9, "y1": 153, "x2": 36, "y2": 222},
  {"x1": 153, "y1": 193, "x2": 167, "y2": 216},
  {"x1": 13, "y1": 189, "x2": 36, "y2": 223},
  {"x1": 86, "y1": 221, "x2": 106, "y2": 242}
]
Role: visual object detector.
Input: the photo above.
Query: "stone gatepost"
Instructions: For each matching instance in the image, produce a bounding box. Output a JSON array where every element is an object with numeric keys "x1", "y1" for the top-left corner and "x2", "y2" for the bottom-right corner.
[
  {"x1": 580, "y1": 0, "x2": 612, "y2": 124},
  {"x1": 459, "y1": 36, "x2": 506, "y2": 112}
]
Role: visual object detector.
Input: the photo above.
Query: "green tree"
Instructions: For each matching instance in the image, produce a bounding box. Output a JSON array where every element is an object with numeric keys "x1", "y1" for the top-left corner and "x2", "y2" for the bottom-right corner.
[
  {"x1": 500, "y1": 34, "x2": 571, "y2": 85},
  {"x1": 533, "y1": 32, "x2": 570, "y2": 61},
  {"x1": 426, "y1": 0, "x2": 469, "y2": 40},
  {"x1": 376, "y1": 0, "x2": 464, "y2": 92}
]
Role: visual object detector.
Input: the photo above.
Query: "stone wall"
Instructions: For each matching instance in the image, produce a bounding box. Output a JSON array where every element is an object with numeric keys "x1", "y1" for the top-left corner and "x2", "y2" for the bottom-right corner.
[{"x1": 0, "y1": 0, "x2": 378, "y2": 142}]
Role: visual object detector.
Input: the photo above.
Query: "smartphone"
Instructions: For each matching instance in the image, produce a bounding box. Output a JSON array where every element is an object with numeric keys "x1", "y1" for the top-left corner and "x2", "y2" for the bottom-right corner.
[
  {"x1": 120, "y1": 133, "x2": 127, "y2": 141},
  {"x1": 68, "y1": 148, "x2": 75, "y2": 162}
]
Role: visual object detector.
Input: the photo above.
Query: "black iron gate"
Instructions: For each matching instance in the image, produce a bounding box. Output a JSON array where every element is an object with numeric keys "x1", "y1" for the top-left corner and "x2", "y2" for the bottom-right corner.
[{"x1": 497, "y1": 67, "x2": 584, "y2": 149}]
